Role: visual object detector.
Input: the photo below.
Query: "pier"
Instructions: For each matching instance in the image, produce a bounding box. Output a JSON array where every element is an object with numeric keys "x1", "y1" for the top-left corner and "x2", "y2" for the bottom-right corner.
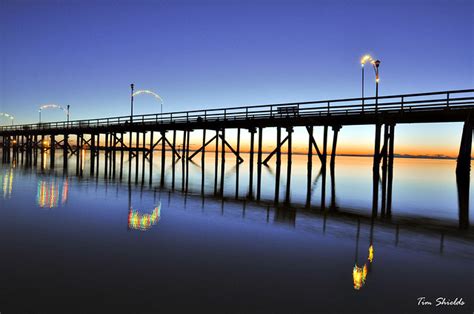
[{"x1": 1, "y1": 89, "x2": 473, "y2": 225}]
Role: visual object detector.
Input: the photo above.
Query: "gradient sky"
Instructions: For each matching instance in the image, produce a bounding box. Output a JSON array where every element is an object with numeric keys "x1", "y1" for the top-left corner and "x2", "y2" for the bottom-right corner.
[{"x1": 0, "y1": 0, "x2": 473, "y2": 156}]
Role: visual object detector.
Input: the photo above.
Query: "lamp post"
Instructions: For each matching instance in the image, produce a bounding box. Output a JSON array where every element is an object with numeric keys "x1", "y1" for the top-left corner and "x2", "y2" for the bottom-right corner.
[
  {"x1": 0, "y1": 113, "x2": 15, "y2": 126},
  {"x1": 67, "y1": 105, "x2": 70, "y2": 123},
  {"x1": 130, "y1": 83, "x2": 135, "y2": 123},
  {"x1": 39, "y1": 110, "x2": 42, "y2": 124},
  {"x1": 131, "y1": 89, "x2": 163, "y2": 117},
  {"x1": 360, "y1": 55, "x2": 373, "y2": 112},
  {"x1": 372, "y1": 60, "x2": 381, "y2": 111}
]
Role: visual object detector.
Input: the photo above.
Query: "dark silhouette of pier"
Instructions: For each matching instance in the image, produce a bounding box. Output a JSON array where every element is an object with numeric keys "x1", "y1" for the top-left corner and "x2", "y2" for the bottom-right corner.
[{"x1": 1, "y1": 89, "x2": 473, "y2": 227}]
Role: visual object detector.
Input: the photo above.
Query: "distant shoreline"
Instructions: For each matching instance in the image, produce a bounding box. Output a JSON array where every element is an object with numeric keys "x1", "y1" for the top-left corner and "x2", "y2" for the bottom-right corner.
[
  {"x1": 333, "y1": 153, "x2": 456, "y2": 160},
  {"x1": 0, "y1": 146, "x2": 458, "y2": 160}
]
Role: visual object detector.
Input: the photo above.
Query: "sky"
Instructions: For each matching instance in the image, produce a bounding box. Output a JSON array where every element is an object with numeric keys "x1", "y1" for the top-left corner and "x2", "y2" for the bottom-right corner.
[{"x1": 0, "y1": 0, "x2": 473, "y2": 156}]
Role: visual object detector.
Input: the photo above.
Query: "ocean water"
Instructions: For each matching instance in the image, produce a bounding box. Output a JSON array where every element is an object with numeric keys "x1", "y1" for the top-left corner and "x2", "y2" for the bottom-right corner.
[{"x1": 0, "y1": 150, "x2": 473, "y2": 313}]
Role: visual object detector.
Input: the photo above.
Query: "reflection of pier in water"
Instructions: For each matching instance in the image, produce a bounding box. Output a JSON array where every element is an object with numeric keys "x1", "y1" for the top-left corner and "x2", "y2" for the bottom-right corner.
[
  {"x1": 1, "y1": 147, "x2": 472, "y2": 235},
  {"x1": 5, "y1": 163, "x2": 474, "y2": 261},
  {"x1": 0, "y1": 89, "x2": 472, "y2": 229}
]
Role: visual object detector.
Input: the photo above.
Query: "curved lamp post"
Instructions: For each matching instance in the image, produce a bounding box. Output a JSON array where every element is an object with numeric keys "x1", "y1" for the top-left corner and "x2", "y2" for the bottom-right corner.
[
  {"x1": 360, "y1": 55, "x2": 381, "y2": 112},
  {"x1": 361, "y1": 54, "x2": 373, "y2": 112},
  {"x1": 38, "y1": 104, "x2": 70, "y2": 123},
  {"x1": 129, "y1": 85, "x2": 164, "y2": 123},
  {"x1": 0, "y1": 112, "x2": 15, "y2": 125},
  {"x1": 372, "y1": 60, "x2": 381, "y2": 111}
]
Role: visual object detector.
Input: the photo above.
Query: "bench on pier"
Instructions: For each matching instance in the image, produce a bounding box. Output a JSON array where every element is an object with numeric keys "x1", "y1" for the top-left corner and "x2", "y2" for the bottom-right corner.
[{"x1": 276, "y1": 106, "x2": 299, "y2": 117}]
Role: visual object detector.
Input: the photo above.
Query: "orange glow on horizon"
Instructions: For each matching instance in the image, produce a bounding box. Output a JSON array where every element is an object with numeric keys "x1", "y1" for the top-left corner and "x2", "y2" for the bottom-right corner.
[{"x1": 76, "y1": 127, "x2": 462, "y2": 159}]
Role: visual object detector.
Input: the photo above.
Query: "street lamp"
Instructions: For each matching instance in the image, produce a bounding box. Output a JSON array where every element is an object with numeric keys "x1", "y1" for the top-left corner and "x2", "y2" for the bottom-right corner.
[
  {"x1": 372, "y1": 60, "x2": 381, "y2": 111},
  {"x1": 130, "y1": 83, "x2": 135, "y2": 123},
  {"x1": 132, "y1": 89, "x2": 164, "y2": 116},
  {"x1": 0, "y1": 112, "x2": 15, "y2": 126},
  {"x1": 360, "y1": 54, "x2": 373, "y2": 112},
  {"x1": 38, "y1": 104, "x2": 68, "y2": 124}
]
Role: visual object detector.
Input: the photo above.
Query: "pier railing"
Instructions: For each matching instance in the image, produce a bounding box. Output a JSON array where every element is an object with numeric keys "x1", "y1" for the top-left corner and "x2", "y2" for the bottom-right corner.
[{"x1": 1, "y1": 89, "x2": 473, "y2": 132}]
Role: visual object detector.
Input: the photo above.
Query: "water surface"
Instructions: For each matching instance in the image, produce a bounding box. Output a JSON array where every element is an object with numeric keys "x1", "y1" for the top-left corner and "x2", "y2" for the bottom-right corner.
[{"x1": 0, "y1": 151, "x2": 473, "y2": 313}]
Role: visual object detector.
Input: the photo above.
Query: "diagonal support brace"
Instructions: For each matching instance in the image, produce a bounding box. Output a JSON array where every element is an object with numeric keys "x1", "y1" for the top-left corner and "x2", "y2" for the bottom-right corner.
[
  {"x1": 163, "y1": 137, "x2": 181, "y2": 160},
  {"x1": 218, "y1": 134, "x2": 244, "y2": 163},
  {"x1": 188, "y1": 135, "x2": 217, "y2": 160},
  {"x1": 306, "y1": 126, "x2": 324, "y2": 163},
  {"x1": 262, "y1": 135, "x2": 288, "y2": 165}
]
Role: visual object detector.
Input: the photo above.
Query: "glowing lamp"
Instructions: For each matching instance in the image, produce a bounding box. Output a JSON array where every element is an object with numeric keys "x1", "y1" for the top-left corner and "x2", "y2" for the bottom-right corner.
[{"x1": 360, "y1": 54, "x2": 373, "y2": 66}]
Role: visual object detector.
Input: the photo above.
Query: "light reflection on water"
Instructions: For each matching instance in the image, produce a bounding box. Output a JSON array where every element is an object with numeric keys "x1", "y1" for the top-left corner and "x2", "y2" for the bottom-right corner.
[
  {"x1": 128, "y1": 203, "x2": 161, "y2": 231},
  {"x1": 9, "y1": 150, "x2": 471, "y2": 226},
  {"x1": 1, "y1": 166, "x2": 14, "y2": 199},
  {"x1": 0, "y1": 151, "x2": 473, "y2": 313},
  {"x1": 36, "y1": 177, "x2": 69, "y2": 208}
]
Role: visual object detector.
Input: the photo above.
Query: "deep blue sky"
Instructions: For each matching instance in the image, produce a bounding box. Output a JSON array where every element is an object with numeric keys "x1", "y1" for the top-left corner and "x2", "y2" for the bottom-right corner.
[{"x1": 0, "y1": 0, "x2": 473, "y2": 155}]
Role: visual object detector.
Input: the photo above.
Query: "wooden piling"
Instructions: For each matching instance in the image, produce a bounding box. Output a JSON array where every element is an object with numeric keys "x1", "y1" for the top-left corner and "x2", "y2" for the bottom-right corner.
[
  {"x1": 285, "y1": 127, "x2": 293, "y2": 203},
  {"x1": 372, "y1": 123, "x2": 382, "y2": 215},
  {"x1": 90, "y1": 134, "x2": 96, "y2": 175},
  {"x1": 248, "y1": 128, "x2": 256, "y2": 197},
  {"x1": 201, "y1": 128, "x2": 206, "y2": 195},
  {"x1": 256, "y1": 127, "x2": 263, "y2": 200},
  {"x1": 235, "y1": 128, "x2": 241, "y2": 198},
  {"x1": 135, "y1": 132, "x2": 140, "y2": 182},
  {"x1": 381, "y1": 124, "x2": 389, "y2": 215},
  {"x1": 142, "y1": 132, "x2": 147, "y2": 183},
  {"x1": 104, "y1": 133, "x2": 109, "y2": 178},
  {"x1": 181, "y1": 130, "x2": 186, "y2": 190},
  {"x1": 161, "y1": 131, "x2": 166, "y2": 186},
  {"x1": 149, "y1": 131, "x2": 154, "y2": 184},
  {"x1": 386, "y1": 124, "x2": 396, "y2": 215},
  {"x1": 214, "y1": 129, "x2": 219, "y2": 195},
  {"x1": 172, "y1": 129, "x2": 177, "y2": 189},
  {"x1": 50, "y1": 135, "x2": 55, "y2": 168},
  {"x1": 120, "y1": 133, "x2": 124, "y2": 180},
  {"x1": 185, "y1": 129, "x2": 190, "y2": 191},
  {"x1": 220, "y1": 128, "x2": 226, "y2": 195}
]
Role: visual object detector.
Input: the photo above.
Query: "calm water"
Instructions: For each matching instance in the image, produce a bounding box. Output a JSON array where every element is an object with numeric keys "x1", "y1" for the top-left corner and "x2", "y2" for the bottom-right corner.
[{"x1": 0, "y1": 150, "x2": 473, "y2": 313}]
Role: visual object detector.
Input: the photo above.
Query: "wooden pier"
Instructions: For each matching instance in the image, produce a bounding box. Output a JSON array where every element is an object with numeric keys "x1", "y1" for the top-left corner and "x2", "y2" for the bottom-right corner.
[{"x1": 1, "y1": 89, "x2": 473, "y2": 226}]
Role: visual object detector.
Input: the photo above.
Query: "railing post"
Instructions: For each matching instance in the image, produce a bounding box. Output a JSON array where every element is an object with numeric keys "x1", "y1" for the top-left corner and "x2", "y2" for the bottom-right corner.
[
  {"x1": 447, "y1": 92, "x2": 450, "y2": 109},
  {"x1": 327, "y1": 101, "x2": 330, "y2": 115},
  {"x1": 246, "y1": 107, "x2": 248, "y2": 119},
  {"x1": 224, "y1": 109, "x2": 227, "y2": 120},
  {"x1": 401, "y1": 96, "x2": 404, "y2": 111}
]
